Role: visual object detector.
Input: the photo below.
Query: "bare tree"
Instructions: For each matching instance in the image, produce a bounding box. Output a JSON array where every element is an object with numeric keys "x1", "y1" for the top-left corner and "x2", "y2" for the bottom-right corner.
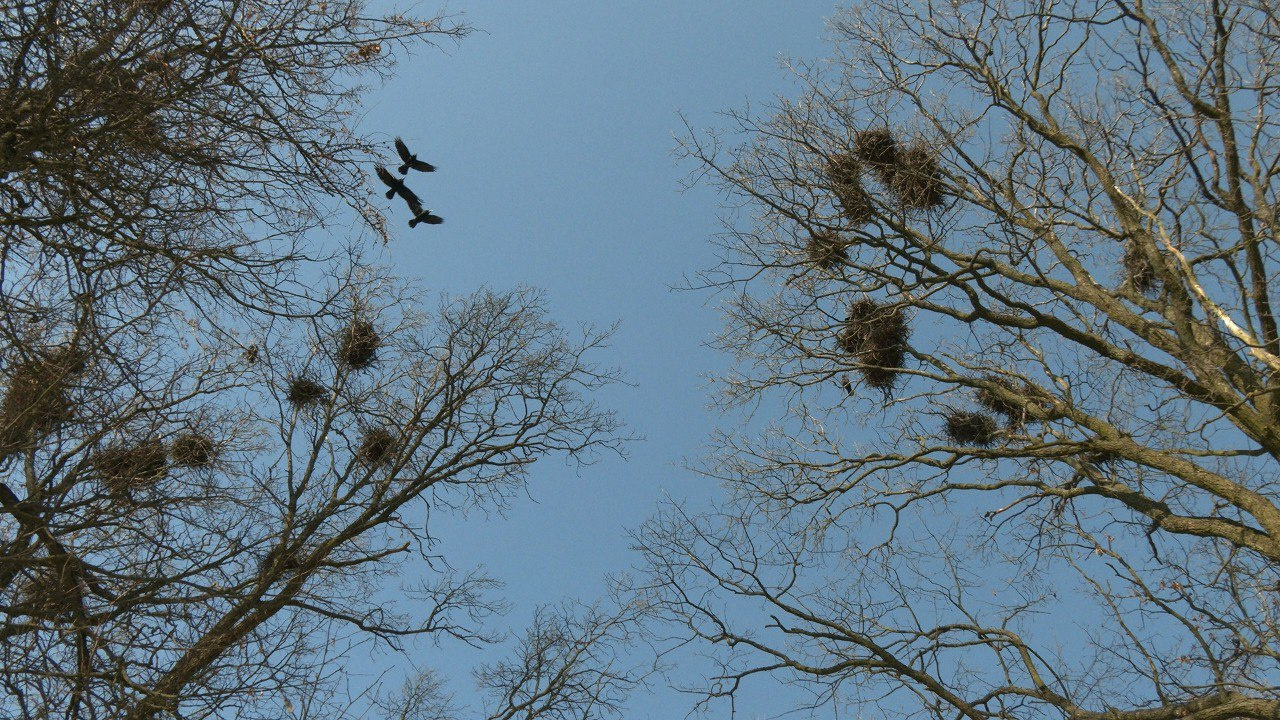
[
  {"x1": 0, "y1": 1, "x2": 641, "y2": 718},
  {"x1": 638, "y1": 1, "x2": 1280, "y2": 719}
]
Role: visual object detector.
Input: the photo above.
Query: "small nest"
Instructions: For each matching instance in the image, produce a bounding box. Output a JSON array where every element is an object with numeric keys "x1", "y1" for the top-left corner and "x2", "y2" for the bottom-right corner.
[
  {"x1": 888, "y1": 143, "x2": 945, "y2": 210},
  {"x1": 825, "y1": 153, "x2": 874, "y2": 226},
  {"x1": 0, "y1": 346, "x2": 88, "y2": 457},
  {"x1": 975, "y1": 376, "x2": 1033, "y2": 427},
  {"x1": 286, "y1": 376, "x2": 327, "y2": 408},
  {"x1": 943, "y1": 410, "x2": 999, "y2": 447},
  {"x1": 338, "y1": 320, "x2": 379, "y2": 369},
  {"x1": 806, "y1": 231, "x2": 848, "y2": 270},
  {"x1": 1083, "y1": 449, "x2": 1120, "y2": 466},
  {"x1": 1123, "y1": 245, "x2": 1159, "y2": 294},
  {"x1": 19, "y1": 563, "x2": 80, "y2": 620},
  {"x1": 170, "y1": 432, "x2": 216, "y2": 468},
  {"x1": 853, "y1": 128, "x2": 899, "y2": 177},
  {"x1": 96, "y1": 439, "x2": 168, "y2": 495},
  {"x1": 838, "y1": 300, "x2": 910, "y2": 391},
  {"x1": 357, "y1": 428, "x2": 398, "y2": 467}
]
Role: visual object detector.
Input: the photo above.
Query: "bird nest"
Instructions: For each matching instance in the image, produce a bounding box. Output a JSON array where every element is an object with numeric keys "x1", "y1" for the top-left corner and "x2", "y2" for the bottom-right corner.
[
  {"x1": 974, "y1": 376, "x2": 1035, "y2": 427},
  {"x1": 170, "y1": 432, "x2": 216, "y2": 468},
  {"x1": 825, "y1": 154, "x2": 874, "y2": 226},
  {"x1": 338, "y1": 320, "x2": 379, "y2": 369},
  {"x1": 888, "y1": 144, "x2": 945, "y2": 210},
  {"x1": 357, "y1": 427, "x2": 398, "y2": 467},
  {"x1": 1123, "y1": 244, "x2": 1159, "y2": 294},
  {"x1": 806, "y1": 231, "x2": 848, "y2": 270},
  {"x1": 838, "y1": 299, "x2": 910, "y2": 391},
  {"x1": 853, "y1": 128, "x2": 899, "y2": 178},
  {"x1": 18, "y1": 564, "x2": 80, "y2": 621},
  {"x1": 943, "y1": 410, "x2": 999, "y2": 447},
  {"x1": 96, "y1": 439, "x2": 168, "y2": 496},
  {"x1": 0, "y1": 346, "x2": 88, "y2": 457},
  {"x1": 286, "y1": 376, "x2": 327, "y2": 408}
]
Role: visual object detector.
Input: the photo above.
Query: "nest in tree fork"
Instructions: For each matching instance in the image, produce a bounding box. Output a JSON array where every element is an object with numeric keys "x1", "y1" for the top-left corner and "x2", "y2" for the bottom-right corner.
[
  {"x1": 20, "y1": 557, "x2": 81, "y2": 620},
  {"x1": 838, "y1": 299, "x2": 910, "y2": 391},
  {"x1": 0, "y1": 346, "x2": 88, "y2": 457},
  {"x1": 338, "y1": 320, "x2": 379, "y2": 369},
  {"x1": 358, "y1": 428, "x2": 398, "y2": 467},
  {"x1": 943, "y1": 410, "x2": 999, "y2": 447},
  {"x1": 1123, "y1": 244, "x2": 1159, "y2": 294},
  {"x1": 889, "y1": 143, "x2": 946, "y2": 210},
  {"x1": 974, "y1": 375, "x2": 1037, "y2": 427},
  {"x1": 170, "y1": 432, "x2": 216, "y2": 468},
  {"x1": 806, "y1": 231, "x2": 848, "y2": 270},
  {"x1": 96, "y1": 439, "x2": 168, "y2": 495},
  {"x1": 825, "y1": 153, "x2": 874, "y2": 226},
  {"x1": 286, "y1": 376, "x2": 327, "y2": 408},
  {"x1": 853, "y1": 128, "x2": 899, "y2": 180}
]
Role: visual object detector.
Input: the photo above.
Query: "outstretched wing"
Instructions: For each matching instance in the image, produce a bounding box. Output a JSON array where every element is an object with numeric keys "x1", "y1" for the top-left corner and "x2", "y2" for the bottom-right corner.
[
  {"x1": 375, "y1": 165, "x2": 398, "y2": 188},
  {"x1": 409, "y1": 158, "x2": 436, "y2": 172},
  {"x1": 394, "y1": 137, "x2": 412, "y2": 163},
  {"x1": 401, "y1": 187, "x2": 424, "y2": 215}
]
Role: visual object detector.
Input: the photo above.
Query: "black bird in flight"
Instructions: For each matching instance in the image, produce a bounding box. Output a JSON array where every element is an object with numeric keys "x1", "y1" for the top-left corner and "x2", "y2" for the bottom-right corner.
[
  {"x1": 404, "y1": 193, "x2": 444, "y2": 227},
  {"x1": 395, "y1": 137, "x2": 436, "y2": 174},
  {"x1": 375, "y1": 165, "x2": 409, "y2": 200}
]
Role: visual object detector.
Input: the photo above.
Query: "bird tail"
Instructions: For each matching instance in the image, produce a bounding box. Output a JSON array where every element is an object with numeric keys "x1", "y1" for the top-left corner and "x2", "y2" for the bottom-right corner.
[
  {"x1": 385, "y1": 189, "x2": 396, "y2": 200},
  {"x1": 397, "y1": 163, "x2": 410, "y2": 175}
]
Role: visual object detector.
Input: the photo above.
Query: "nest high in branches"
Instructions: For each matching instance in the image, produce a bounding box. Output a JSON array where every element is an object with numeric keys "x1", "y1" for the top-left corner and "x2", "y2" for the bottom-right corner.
[
  {"x1": 889, "y1": 143, "x2": 945, "y2": 210},
  {"x1": 853, "y1": 128, "x2": 899, "y2": 182},
  {"x1": 0, "y1": 346, "x2": 88, "y2": 458},
  {"x1": 806, "y1": 231, "x2": 848, "y2": 270},
  {"x1": 943, "y1": 410, "x2": 999, "y2": 447},
  {"x1": 838, "y1": 299, "x2": 910, "y2": 391},
  {"x1": 357, "y1": 427, "x2": 398, "y2": 467},
  {"x1": 825, "y1": 153, "x2": 874, "y2": 226},
  {"x1": 1123, "y1": 244, "x2": 1160, "y2": 294},
  {"x1": 96, "y1": 439, "x2": 168, "y2": 496},
  {"x1": 338, "y1": 320, "x2": 379, "y2": 369},
  {"x1": 286, "y1": 376, "x2": 327, "y2": 408},
  {"x1": 170, "y1": 433, "x2": 216, "y2": 468}
]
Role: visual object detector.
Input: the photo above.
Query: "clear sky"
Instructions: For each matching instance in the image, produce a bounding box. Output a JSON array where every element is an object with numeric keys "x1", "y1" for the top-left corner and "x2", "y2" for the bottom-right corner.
[{"x1": 358, "y1": 3, "x2": 840, "y2": 717}]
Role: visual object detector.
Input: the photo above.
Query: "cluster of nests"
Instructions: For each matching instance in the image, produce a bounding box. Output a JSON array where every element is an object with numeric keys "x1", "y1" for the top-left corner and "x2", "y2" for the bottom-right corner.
[
  {"x1": 940, "y1": 375, "x2": 1051, "y2": 448},
  {"x1": 824, "y1": 128, "x2": 946, "y2": 224},
  {"x1": 283, "y1": 319, "x2": 400, "y2": 469},
  {"x1": 95, "y1": 431, "x2": 217, "y2": 497},
  {"x1": 838, "y1": 299, "x2": 911, "y2": 391}
]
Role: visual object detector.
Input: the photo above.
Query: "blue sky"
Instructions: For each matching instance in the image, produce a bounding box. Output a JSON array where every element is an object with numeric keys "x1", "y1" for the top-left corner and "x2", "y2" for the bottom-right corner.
[{"x1": 357, "y1": 3, "x2": 840, "y2": 716}]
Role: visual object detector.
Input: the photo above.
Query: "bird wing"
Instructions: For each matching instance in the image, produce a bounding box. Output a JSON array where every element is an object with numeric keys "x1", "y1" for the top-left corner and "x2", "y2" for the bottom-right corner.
[
  {"x1": 409, "y1": 159, "x2": 436, "y2": 172},
  {"x1": 394, "y1": 137, "x2": 412, "y2": 163},
  {"x1": 401, "y1": 188, "x2": 424, "y2": 215},
  {"x1": 375, "y1": 165, "x2": 398, "y2": 188}
]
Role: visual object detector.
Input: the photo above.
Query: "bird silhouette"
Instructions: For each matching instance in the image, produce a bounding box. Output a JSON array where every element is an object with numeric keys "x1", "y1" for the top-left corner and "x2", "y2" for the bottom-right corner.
[
  {"x1": 375, "y1": 165, "x2": 409, "y2": 200},
  {"x1": 404, "y1": 193, "x2": 444, "y2": 227},
  {"x1": 395, "y1": 137, "x2": 436, "y2": 174}
]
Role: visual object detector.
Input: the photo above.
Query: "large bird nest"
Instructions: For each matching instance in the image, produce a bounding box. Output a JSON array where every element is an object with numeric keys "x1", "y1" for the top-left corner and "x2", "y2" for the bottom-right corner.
[
  {"x1": 338, "y1": 320, "x2": 379, "y2": 369},
  {"x1": 18, "y1": 561, "x2": 81, "y2": 621},
  {"x1": 806, "y1": 231, "x2": 848, "y2": 270},
  {"x1": 838, "y1": 299, "x2": 910, "y2": 391},
  {"x1": 889, "y1": 143, "x2": 946, "y2": 210},
  {"x1": 853, "y1": 128, "x2": 899, "y2": 179},
  {"x1": 0, "y1": 346, "x2": 88, "y2": 457},
  {"x1": 286, "y1": 376, "x2": 327, "y2": 408},
  {"x1": 96, "y1": 439, "x2": 168, "y2": 496},
  {"x1": 943, "y1": 410, "x2": 999, "y2": 447},
  {"x1": 357, "y1": 427, "x2": 398, "y2": 467},
  {"x1": 1123, "y1": 244, "x2": 1160, "y2": 294},
  {"x1": 825, "y1": 153, "x2": 874, "y2": 226},
  {"x1": 170, "y1": 432, "x2": 216, "y2": 468}
]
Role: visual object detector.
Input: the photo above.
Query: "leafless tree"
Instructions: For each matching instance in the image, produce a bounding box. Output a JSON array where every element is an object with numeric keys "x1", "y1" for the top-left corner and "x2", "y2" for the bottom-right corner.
[
  {"x1": 0, "y1": 1, "x2": 641, "y2": 718},
  {"x1": 637, "y1": 1, "x2": 1280, "y2": 719}
]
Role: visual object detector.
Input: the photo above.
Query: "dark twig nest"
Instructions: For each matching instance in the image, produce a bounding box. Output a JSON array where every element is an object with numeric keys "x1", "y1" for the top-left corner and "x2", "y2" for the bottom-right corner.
[
  {"x1": 286, "y1": 376, "x2": 327, "y2": 408},
  {"x1": 825, "y1": 153, "x2": 874, "y2": 226},
  {"x1": 357, "y1": 428, "x2": 398, "y2": 467},
  {"x1": 889, "y1": 143, "x2": 946, "y2": 211},
  {"x1": 806, "y1": 231, "x2": 848, "y2": 270},
  {"x1": 1123, "y1": 244, "x2": 1160, "y2": 294},
  {"x1": 1083, "y1": 449, "x2": 1120, "y2": 467},
  {"x1": 838, "y1": 299, "x2": 910, "y2": 391},
  {"x1": 943, "y1": 410, "x2": 999, "y2": 447},
  {"x1": 0, "y1": 346, "x2": 88, "y2": 457},
  {"x1": 170, "y1": 432, "x2": 216, "y2": 468},
  {"x1": 338, "y1": 320, "x2": 379, "y2": 369},
  {"x1": 853, "y1": 128, "x2": 899, "y2": 178},
  {"x1": 19, "y1": 560, "x2": 80, "y2": 621},
  {"x1": 96, "y1": 439, "x2": 168, "y2": 495},
  {"x1": 975, "y1": 376, "x2": 1035, "y2": 427}
]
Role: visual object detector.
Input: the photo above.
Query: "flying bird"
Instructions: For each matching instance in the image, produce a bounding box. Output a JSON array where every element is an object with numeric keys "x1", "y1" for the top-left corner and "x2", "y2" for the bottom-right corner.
[
  {"x1": 375, "y1": 165, "x2": 409, "y2": 200},
  {"x1": 404, "y1": 193, "x2": 444, "y2": 228},
  {"x1": 395, "y1": 137, "x2": 436, "y2": 174}
]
